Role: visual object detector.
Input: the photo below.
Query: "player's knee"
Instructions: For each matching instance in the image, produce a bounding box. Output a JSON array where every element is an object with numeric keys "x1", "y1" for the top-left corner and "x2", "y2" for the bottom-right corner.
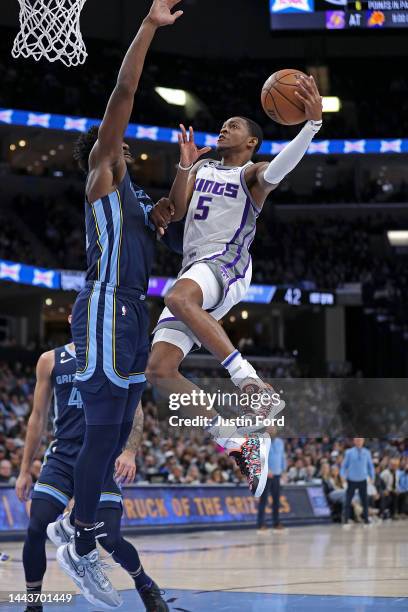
[
  {"x1": 27, "y1": 516, "x2": 48, "y2": 541},
  {"x1": 165, "y1": 288, "x2": 195, "y2": 315},
  {"x1": 146, "y1": 356, "x2": 178, "y2": 384}
]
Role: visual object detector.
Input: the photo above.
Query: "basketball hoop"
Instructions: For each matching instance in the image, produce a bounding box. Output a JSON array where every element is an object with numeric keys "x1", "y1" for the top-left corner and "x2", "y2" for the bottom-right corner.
[{"x1": 12, "y1": 0, "x2": 88, "y2": 67}]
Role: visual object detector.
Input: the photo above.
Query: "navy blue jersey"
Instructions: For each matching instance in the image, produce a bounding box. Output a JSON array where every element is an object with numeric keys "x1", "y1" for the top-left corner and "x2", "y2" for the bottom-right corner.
[
  {"x1": 161, "y1": 217, "x2": 185, "y2": 256},
  {"x1": 84, "y1": 171, "x2": 156, "y2": 292},
  {"x1": 51, "y1": 345, "x2": 84, "y2": 441}
]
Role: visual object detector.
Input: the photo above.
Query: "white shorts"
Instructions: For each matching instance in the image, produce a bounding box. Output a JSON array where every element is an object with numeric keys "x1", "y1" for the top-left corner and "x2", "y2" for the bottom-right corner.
[{"x1": 152, "y1": 259, "x2": 252, "y2": 357}]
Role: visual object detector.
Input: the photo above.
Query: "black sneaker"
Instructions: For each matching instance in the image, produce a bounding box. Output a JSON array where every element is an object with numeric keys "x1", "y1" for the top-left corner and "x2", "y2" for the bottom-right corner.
[
  {"x1": 229, "y1": 433, "x2": 271, "y2": 497},
  {"x1": 138, "y1": 581, "x2": 169, "y2": 612}
]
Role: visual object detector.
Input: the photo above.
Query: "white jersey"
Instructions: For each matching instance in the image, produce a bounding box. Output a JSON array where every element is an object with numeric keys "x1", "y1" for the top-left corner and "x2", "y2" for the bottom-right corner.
[{"x1": 182, "y1": 160, "x2": 260, "y2": 271}]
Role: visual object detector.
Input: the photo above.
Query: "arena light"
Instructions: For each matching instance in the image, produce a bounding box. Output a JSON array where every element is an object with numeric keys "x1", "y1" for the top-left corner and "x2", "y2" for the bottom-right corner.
[
  {"x1": 387, "y1": 230, "x2": 408, "y2": 247},
  {"x1": 155, "y1": 87, "x2": 186, "y2": 106},
  {"x1": 322, "y1": 97, "x2": 341, "y2": 113}
]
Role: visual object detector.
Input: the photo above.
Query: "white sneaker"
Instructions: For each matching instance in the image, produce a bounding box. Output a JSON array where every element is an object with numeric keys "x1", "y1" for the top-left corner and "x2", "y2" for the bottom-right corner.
[
  {"x1": 342, "y1": 522, "x2": 351, "y2": 530},
  {"x1": 57, "y1": 542, "x2": 122, "y2": 609},
  {"x1": 47, "y1": 514, "x2": 74, "y2": 546}
]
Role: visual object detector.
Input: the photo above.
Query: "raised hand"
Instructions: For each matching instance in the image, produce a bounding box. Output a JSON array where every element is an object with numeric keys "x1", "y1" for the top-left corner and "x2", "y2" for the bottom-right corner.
[
  {"x1": 147, "y1": 0, "x2": 184, "y2": 27},
  {"x1": 178, "y1": 124, "x2": 212, "y2": 168},
  {"x1": 294, "y1": 75, "x2": 323, "y2": 122}
]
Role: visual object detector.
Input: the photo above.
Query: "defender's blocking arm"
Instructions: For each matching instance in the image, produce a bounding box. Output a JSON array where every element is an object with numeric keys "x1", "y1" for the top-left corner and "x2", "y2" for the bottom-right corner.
[{"x1": 87, "y1": 0, "x2": 184, "y2": 202}]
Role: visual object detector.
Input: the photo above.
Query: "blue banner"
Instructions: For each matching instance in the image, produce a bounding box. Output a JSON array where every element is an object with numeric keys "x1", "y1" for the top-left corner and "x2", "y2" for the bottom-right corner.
[
  {"x1": 0, "y1": 259, "x2": 60, "y2": 289},
  {"x1": 1, "y1": 258, "x2": 337, "y2": 304},
  {"x1": 1, "y1": 107, "x2": 406, "y2": 155},
  {"x1": 0, "y1": 485, "x2": 330, "y2": 533}
]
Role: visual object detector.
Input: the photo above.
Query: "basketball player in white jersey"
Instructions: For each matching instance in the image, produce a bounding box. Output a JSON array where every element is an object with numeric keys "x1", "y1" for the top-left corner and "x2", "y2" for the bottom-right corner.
[{"x1": 147, "y1": 75, "x2": 323, "y2": 497}]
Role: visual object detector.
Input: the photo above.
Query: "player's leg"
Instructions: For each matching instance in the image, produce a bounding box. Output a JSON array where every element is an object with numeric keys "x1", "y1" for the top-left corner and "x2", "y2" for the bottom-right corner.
[
  {"x1": 162, "y1": 262, "x2": 283, "y2": 418},
  {"x1": 72, "y1": 383, "x2": 126, "y2": 555},
  {"x1": 24, "y1": 456, "x2": 73, "y2": 611},
  {"x1": 96, "y1": 507, "x2": 169, "y2": 611},
  {"x1": 164, "y1": 269, "x2": 237, "y2": 363},
  {"x1": 23, "y1": 498, "x2": 65, "y2": 612},
  {"x1": 148, "y1": 295, "x2": 271, "y2": 497}
]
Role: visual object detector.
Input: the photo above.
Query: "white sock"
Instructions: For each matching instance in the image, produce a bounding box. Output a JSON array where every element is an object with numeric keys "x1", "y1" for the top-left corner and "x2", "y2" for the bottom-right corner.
[
  {"x1": 204, "y1": 418, "x2": 245, "y2": 451},
  {"x1": 215, "y1": 436, "x2": 246, "y2": 451},
  {"x1": 222, "y1": 350, "x2": 258, "y2": 386}
]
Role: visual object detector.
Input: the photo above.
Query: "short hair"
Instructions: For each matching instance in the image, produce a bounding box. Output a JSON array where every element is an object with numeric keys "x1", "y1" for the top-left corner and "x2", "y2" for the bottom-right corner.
[
  {"x1": 73, "y1": 125, "x2": 99, "y2": 173},
  {"x1": 239, "y1": 116, "x2": 264, "y2": 154}
]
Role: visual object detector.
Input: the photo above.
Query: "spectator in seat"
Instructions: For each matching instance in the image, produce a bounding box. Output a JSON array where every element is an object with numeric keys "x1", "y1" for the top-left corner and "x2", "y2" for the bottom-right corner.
[
  {"x1": 0, "y1": 459, "x2": 15, "y2": 485},
  {"x1": 287, "y1": 458, "x2": 307, "y2": 483},
  {"x1": 381, "y1": 457, "x2": 401, "y2": 519}
]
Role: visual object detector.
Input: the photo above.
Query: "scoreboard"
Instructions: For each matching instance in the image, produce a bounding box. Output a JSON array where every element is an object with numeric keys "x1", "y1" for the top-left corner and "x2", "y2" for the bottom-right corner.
[{"x1": 269, "y1": 0, "x2": 408, "y2": 29}]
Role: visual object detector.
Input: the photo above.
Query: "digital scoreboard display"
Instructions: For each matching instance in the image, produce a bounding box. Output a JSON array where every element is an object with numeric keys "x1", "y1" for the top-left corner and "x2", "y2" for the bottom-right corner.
[{"x1": 270, "y1": 0, "x2": 408, "y2": 30}]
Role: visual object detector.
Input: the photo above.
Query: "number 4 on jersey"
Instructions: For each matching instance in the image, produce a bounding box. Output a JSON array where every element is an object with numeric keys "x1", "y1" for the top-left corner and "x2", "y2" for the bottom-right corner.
[{"x1": 68, "y1": 387, "x2": 83, "y2": 410}]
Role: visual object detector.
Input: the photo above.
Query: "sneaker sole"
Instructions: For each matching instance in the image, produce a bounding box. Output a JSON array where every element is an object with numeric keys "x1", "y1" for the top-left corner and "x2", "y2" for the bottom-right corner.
[
  {"x1": 254, "y1": 435, "x2": 271, "y2": 498},
  {"x1": 56, "y1": 546, "x2": 122, "y2": 610}
]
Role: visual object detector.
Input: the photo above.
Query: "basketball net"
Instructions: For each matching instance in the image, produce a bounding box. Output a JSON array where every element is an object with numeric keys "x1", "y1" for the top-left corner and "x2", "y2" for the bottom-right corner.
[{"x1": 12, "y1": 0, "x2": 88, "y2": 67}]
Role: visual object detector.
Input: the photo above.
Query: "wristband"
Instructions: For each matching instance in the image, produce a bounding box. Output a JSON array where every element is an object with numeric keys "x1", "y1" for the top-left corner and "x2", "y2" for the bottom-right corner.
[
  {"x1": 178, "y1": 162, "x2": 194, "y2": 171},
  {"x1": 308, "y1": 119, "x2": 323, "y2": 133}
]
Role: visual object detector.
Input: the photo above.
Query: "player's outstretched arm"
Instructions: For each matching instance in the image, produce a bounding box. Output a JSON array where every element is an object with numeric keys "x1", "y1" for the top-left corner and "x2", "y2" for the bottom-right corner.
[
  {"x1": 167, "y1": 124, "x2": 212, "y2": 221},
  {"x1": 15, "y1": 351, "x2": 54, "y2": 502},
  {"x1": 245, "y1": 75, "x2": 323, "y2": 209},
  {"x1": 87, "y1": 0, "x2": 183, "y2": 201},
  {"x1": 114, "y1": 402, "x2": 144, "y2": 484}
]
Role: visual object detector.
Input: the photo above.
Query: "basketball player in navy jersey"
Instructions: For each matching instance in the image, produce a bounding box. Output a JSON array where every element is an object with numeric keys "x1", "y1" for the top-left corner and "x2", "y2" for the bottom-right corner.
[
  {"x1": 53, "y1": 0, "x2": 184, "y2": 606},
  {"x1": 147, "y1": 79, "x2": 323, "y2": 497},
  {"x1": 16, "y1": 340, "x2": 168, "y2": 612}
]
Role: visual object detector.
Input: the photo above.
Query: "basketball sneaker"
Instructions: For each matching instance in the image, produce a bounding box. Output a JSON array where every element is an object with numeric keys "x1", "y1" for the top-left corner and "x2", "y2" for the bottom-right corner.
[
  {"x1": 138, "y1": 581, "x2": 169, "y2": 611},
  {"x1": 47, "y1": 514, "x2": 74, "y2": 546},
  {"x1": 56, "y1": 542, "x2": 122, "y2": 609},
  {"x1": 241, "y1": 378, "x2": 285, "y2": 420},
  {"x1": 229, "y1": 433, "x2": 271, "y2": 497}
]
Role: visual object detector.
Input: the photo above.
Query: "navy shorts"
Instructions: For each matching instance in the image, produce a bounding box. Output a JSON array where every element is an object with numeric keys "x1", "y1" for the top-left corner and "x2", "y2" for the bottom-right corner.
[
  {"x1": 32, "y1": 439, "x2": 122, "y2": 511},
  {"x1": 71, "y1": 280, "x2": 148, "y2": 423}
]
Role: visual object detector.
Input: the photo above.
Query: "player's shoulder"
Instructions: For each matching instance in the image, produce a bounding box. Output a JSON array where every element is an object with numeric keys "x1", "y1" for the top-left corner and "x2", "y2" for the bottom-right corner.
[{"x1": 36, "y1": 349, "x2": 56, "y2": 375}]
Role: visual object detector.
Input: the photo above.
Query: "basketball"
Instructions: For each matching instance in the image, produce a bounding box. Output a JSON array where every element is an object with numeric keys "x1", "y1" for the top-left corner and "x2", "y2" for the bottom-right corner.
[{"x1": 261, "y1": 69, "x2": 308, "y2": 125}]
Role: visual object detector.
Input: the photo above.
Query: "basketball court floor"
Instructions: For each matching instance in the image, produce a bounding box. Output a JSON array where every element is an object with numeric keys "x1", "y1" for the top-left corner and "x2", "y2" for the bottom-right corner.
[{"x1": 0, "y1": 522, "x2": 407, "y2": 611}]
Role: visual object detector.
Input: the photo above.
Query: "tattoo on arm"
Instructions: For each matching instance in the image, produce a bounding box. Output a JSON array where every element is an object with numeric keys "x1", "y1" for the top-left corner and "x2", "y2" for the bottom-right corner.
[{"x1": 124, "y1": 404, "x2": 144, "y2": 453}]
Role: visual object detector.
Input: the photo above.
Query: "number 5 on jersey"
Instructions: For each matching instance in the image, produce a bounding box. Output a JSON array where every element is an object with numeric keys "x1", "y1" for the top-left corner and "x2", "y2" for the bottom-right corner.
[
  {"x1": 194, "y1": 195, "x2": 212, "y2": 221},
  {"x1": 68, "y1": 387, "x2": 83, "y2": 410}
]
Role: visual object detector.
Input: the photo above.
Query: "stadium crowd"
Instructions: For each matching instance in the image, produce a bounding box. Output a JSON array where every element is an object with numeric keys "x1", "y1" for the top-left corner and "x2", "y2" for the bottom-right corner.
[
  {"x1": 0, "y1": 359, "x2": 407, "y2": 521},
  {"x1": 1, "y1": 32, "x2": 408, "y2": 139},
  {"x1": 1, "y1": 200, "x2": 406, "y2": 295}
]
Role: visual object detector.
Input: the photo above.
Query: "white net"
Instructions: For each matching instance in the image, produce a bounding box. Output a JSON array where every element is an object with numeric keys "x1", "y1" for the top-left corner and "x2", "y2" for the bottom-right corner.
[{"x1": 12, "y1": 0, "x2": 88, "y2": 67}]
